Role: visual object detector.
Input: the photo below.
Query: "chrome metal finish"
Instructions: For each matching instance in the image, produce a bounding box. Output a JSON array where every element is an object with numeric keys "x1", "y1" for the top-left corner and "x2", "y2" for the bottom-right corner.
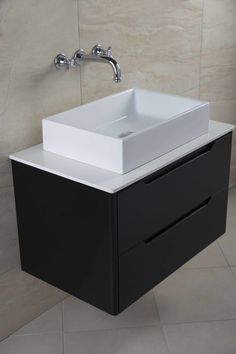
[
  {"x1": 54, "y1": 44, "x2": 121, "y2": 82},
  {"x1": 54, "y1": 53, "x2": 70, "y2": 70},
  {"x1": 72, "y1": 49, "x2": 86, "y2": 66}
]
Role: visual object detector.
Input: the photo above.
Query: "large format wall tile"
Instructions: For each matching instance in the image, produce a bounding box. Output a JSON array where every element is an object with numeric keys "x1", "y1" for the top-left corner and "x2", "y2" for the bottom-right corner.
[
  {"x1": 0, "y1": 186, "x2": 20, "y2": 276},
  {"x1": 0, "y1": 0, "x2": 81, "y2": 159},
  {"x1": 78, "y1": 0, "x2": 203, "y2": 103},
  {"x1": 210, "y1": 100, "x2": 236, "y2": 186},
  {"x1": 200, "y1": 0, "x2": 236, "y2": 101},
  {"x1": 0, "y1": 0, "x2": 79, "y2": 339},
  {"x1": 199, "y1": 0, "x2": 236, "y2": 186}
]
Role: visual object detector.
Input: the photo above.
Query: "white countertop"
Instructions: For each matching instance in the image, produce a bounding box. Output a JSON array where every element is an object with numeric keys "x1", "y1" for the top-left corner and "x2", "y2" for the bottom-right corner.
[{"x1": 10, "y1": 120, "x2": 234, "y2": 194}]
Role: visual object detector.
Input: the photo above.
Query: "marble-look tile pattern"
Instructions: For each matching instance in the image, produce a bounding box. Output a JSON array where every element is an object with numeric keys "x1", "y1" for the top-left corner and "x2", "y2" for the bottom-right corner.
[
  {"x1": 0, "y1": 186, "x2": 20, "y2": 276},
  {"x1": 200, "y1": 0, "x2": 236, "y2": 102},
  {"x1": 78, "y1": 0, "x2": 203, "y2": 103},
  {"x1": 0, "y1": 0, "x2": 81, "y2": 159},
  {"x1": 210, "y1": 100, "x2": 236, "y2": 186},
  {"x1": 199, "y1": 1, "x2": 236, "y2": 185},
  {"x1": 0, "y1": 268, "x2": 67, "y2": 341},
  {"x1": 0, "y1": 0, "x2": 79, "y2": 340}
]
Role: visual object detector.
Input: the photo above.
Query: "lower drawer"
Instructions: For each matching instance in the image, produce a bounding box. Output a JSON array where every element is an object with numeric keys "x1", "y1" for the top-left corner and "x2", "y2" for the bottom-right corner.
[{"x1": 119, "y1": 189, "x2": 228, "y2": 311}]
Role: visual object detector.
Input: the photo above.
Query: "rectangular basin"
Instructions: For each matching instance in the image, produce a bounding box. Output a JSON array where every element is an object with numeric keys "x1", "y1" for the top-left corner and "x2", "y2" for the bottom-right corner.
[{"x1": 43, "y1": 88, "x2": 209, "y2": 174}]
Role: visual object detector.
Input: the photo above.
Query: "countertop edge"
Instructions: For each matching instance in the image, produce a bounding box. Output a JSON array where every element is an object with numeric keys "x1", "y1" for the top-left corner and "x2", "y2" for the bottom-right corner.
[{"x1": 9, "y1": 121, "x2": 235, "y2": 193}]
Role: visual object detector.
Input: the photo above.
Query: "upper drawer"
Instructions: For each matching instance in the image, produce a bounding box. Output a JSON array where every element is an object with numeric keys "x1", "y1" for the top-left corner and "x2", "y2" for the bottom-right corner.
[{"x1": 118, "y1": 133, "x2": 232, "y2": 254}]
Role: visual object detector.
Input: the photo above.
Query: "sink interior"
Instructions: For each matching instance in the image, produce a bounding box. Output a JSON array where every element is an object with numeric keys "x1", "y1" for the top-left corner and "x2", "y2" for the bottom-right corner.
[
  {"x1": 45, "y1": 88, "x2": 207, "y2": 140},
  {"x1": 92, "y1": 113, "x2": 164, "y2": 139}
]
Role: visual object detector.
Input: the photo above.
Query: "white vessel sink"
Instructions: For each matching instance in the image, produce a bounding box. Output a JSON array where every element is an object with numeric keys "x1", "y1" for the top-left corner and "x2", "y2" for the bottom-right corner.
[{"x1": 43, "y1": 88, "x2": 209, "y2": 174}]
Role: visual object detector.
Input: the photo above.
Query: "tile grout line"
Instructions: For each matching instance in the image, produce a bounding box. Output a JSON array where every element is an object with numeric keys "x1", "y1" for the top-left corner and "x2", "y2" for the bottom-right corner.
[
  {"x1": 76, "y1": 0, "x2": 83, "y2": 105},
  {"x1": 197, "y1": 0, "x2": 205, "y2": 99},
  {"x1": 62, "y1": 301, "x2": 65, "y2": 354},
  {"x1": 151, "y1": 291, "x2": 171, "y2": 354},
  {"x1": 217, "y1": 237, "x2": 236, "y2": 281},
  {"x1": 161, "y1": 317, "x2": 236, "y2": 327},
  {"x1": 60, "y1": 319, "x2": 236, "y2": 336},
  {"x1": 179, "y1": 265, "x2": 229, "y2": 271}
]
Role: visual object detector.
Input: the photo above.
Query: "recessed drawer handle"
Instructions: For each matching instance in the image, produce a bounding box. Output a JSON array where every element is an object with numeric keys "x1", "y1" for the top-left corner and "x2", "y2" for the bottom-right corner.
[
  {"x1": 144, "y1": 142, "x2": 214, "y2": 185},
  {"x1": 144, "y1": 196, "x2": 212, "y2": 244}
]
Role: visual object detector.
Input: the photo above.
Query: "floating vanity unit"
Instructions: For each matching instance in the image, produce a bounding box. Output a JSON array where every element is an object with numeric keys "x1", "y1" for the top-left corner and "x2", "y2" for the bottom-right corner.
[{"x1": 10, "y1": 89, "x2": 234, "y2": 315}]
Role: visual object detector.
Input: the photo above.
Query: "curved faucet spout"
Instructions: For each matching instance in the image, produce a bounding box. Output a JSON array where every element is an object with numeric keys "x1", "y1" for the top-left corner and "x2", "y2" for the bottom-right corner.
[{"x1": 82, "y1": 54, "x2": 122, "y2": 82}]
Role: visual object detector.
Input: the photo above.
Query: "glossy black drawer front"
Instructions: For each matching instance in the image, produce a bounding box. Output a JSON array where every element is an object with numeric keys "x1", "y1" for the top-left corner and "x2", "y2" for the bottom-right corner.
[
  {"x1": 118, "y1": 133, "x2": 232, "y2": 254},
  {"x1": 119, "y1": 189, "x2": 228, "y2": 311}
]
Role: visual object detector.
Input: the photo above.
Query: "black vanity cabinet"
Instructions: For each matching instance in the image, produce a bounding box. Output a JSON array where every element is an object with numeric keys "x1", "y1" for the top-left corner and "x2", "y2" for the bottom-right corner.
[{"x1": 12, "y1": 133, "x2": 232, "y2": 315}]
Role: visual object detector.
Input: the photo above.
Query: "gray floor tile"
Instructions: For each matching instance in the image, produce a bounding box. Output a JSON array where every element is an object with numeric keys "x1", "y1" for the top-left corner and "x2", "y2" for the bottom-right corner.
[
  {"x1": 181, "y1": 242, "x2": 227, "y2": 269},
  {"x1": 154, "y1": 267, "x2": 236, "y2": 324},
  {"x1": 64, "y1": 326, "x2": 169, "y2": 354},
  {"x1": 227, "y1": 187, "x2": 236, "y2": 224},
  {"x1": 15, "y1": 303, "x2": 62, "y2": 335},
  {"x1": 63, "y1": 291, "x2": 159, "y2": 332},
  {"x1": 231, "y1": 267, "x2": 236, "y2": 277},
  {"x1": 0, "y1": 333, "x2": 63, "y2": 354},
  {"x1": 218, "y1": 224, "x2": 236, "y2": 265},
  {"x1": 164, "y1": 320, "x2": 236, "y2": 354},
  {"x1": 0, "y1": 268, "x2": 66, "y2": 341}
]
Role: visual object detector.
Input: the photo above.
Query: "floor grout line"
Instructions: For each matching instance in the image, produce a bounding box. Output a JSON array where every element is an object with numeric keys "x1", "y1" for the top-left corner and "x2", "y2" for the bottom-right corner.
[
  {"x1": 178, "y1": 265, "x2": 230, "y2": 271},
  {"x1": 217, "y1": 238, "x2": 236, "y2": 281},
  {"x1": 13, "y1": 330, "x2": 62, "y2": 338},
  {"x1": 62, "y1": 301, "x2": 65, "y2": 354},
  {"x1": 60, "y1": 318, "x2": 236, "y2": 336},
  {"x1": 152, "y1": 291, "x2": 171, "y2": 354},
  {"x1": 161, "y1": 317, "x2": 236, "y2": 327}
]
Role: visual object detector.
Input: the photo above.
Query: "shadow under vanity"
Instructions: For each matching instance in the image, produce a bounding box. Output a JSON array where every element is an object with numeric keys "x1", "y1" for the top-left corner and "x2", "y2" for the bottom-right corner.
[{"x1": 10, "y1": 120, "x2": 233, "y2": 315}]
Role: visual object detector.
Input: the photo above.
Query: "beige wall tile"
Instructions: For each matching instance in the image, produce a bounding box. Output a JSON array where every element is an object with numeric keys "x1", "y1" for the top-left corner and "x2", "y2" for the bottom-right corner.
[
  {"x1": 0, "y1": 160, "x2": 13, "y2": 188},
  {"x1": 0, "y1": 0, "x2": 79, "y2": 339},
  {"x1": 230, "y1": 164, "x2": 236, "y2": 188},
  {"x1": 200, "y1": 0, "x2": 236, "y2": 101},
  {"x1": 210, "y1": 100, "x2": 236, "y2": 185},
  {"x1": 0, "y1": 0, "x2": 81, "y2": 158},
  {"x1": 0, "y1": 268, "x2": 67, "y2": 341},
  {"x1": 200, "y1": 66, "x2": 236, "y2": 101},
  {"x1": 201, "y1": 0, "x2": 236, "y2": 67},
  {"x1": 79, "y1": 0, "x2": 203, "y2": 103},
  {"x1": 0, "y1": 186, "x2": 20, "y2": 276}
]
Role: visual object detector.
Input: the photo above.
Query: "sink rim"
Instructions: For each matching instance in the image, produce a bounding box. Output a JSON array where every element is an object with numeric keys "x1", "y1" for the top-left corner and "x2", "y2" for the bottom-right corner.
[{"x1": 43, "y1": 88, "x2": 209, "y2": 142}]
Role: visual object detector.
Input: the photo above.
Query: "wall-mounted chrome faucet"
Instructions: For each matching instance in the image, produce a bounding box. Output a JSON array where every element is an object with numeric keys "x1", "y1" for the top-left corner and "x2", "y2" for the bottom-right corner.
[{"x1": 54, "y1": 44, "x2": 122, "y2": 83}]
